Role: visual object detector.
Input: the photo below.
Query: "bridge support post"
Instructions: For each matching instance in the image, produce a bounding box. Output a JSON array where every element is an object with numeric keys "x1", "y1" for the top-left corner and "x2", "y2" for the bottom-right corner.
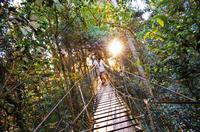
[
  {"x1": 144, "y1": 99, "x2": 156, "y2": 132},
  {"x1": 78, "y1": 86, "x2": 90, "y2": 121}
]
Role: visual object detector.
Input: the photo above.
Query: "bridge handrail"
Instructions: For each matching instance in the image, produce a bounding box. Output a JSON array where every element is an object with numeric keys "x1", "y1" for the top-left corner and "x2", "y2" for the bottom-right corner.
[
  {"x1": 123, "y1": 71, "x2": 197, "y2": 102},
  {"x1": 106, "y1": 69, "x2": 200, "y2": 131},
  {"x1": 33, "y1": 66, "x2": 96, "y2": 132}
]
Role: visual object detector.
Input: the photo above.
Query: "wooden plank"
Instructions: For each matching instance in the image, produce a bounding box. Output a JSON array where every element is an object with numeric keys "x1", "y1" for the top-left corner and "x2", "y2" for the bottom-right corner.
[
  {"x1": 108, "y1": 123, "x2": 138, "y2": 132},
  {"x1": 94, "y1": 114, "x2": 130, "y2": 124},
  {"x1": 93, "y1": 119, "x2": 136, "y2": 130},
  {"x1": 93, "y1": 84, "x2": 138, "y2": 132},
  {"x1": 94, "y1": 110, "x2": 129, "y2": 120},
  {"x1": 94, "y1": 105, "x2": 125, "y2": 113},
  {"x1": 94, "y1": 107, "x2": 127, "y2": 116}
]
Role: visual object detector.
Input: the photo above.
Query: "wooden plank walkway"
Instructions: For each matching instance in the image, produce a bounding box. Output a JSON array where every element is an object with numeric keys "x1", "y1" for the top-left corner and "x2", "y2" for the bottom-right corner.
[{"x1": 92, "y1": 84, "x2": 141, "y2": 132}]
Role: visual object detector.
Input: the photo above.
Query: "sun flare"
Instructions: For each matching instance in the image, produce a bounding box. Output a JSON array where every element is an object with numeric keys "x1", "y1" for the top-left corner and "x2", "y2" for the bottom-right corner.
[{"x1": 108, "y1": 39, "x2": 123, "y2": 57}]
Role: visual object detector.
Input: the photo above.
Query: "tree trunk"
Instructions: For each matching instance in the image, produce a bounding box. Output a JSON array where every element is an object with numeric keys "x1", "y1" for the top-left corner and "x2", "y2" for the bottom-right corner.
[{"x1": 126, "y1": 32, "x2": 153, "y2": 96}]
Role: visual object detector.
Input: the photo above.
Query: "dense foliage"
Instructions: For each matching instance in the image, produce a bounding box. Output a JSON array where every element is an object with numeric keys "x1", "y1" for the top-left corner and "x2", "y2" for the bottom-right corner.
[
  {"x1": 142, "y1": 0, "x2": 200, "y2": 130},
  {"x1": 0, "y1": 0, "x2": 199, "y2": 131},
  {"x1": 144, "y1": 0, "x2": 200, "y2": 98}
]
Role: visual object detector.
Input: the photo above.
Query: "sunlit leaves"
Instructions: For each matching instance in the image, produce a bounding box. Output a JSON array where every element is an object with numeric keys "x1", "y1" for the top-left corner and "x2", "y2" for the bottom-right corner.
[
  {"x1": 155, "y1": 17, "x2": 164, "y2": 27},
  {"x1": 142, "y1": 1, "x2": 200, "y2": 129}
]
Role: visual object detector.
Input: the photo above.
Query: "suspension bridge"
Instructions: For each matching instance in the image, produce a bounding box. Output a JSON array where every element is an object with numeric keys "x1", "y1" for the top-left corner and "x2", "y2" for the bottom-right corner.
[
  {"x1": 33, "y1": 67, "x2": 200, "y2": 132},
  {"x1": 93, "y1": 83, "x2": 142, "y2": 132}
]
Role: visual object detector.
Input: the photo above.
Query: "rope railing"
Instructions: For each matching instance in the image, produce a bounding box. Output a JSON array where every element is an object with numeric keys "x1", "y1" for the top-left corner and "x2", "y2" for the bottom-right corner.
[
  {"x1": 106, "y1": 71, "x2": 169, "y2": 131},
  {"x1": 33, "y1": 66, "x2": 97, "y2": 132},
  {"x1": 114, "y1": 86, "x2": 143, "y2": 102},
  {"x1": 32, "y1": 66, "x2": 199, "y2": 132},
  {"x1": 71, "y1": 84, "x2": 106, "y2": 130},
  {"x1": 107, "y1": 69, "x2": 200, "y2": 131},
  {"x1": 72, "y1": 95, "x2": 94, "y2": 124},
  {"x1": 124, "y1": 71, "x2": 198, "y2": 102},
  {"x1": 107, "y1": 74, "x2": 148, "y2": 131},
  {"x1": 59, "y1": 94, "x2": 95, "y2": 132},
  {"x1": 33, "y1": 79, "x2": 81, "y2": 132},
  {"x1": 33, "y1": 77, "x2": 83, "y2": 132}
]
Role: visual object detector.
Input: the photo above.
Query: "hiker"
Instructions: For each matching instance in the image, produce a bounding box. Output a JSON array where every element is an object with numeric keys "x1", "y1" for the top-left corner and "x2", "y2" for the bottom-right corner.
[{"x1": 93, "y1": 57, "x2": 109, "y2": 84}]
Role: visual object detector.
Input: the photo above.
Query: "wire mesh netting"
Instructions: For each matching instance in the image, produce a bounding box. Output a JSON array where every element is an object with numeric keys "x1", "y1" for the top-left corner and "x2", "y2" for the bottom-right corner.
[{"x1": 33, "y1": 68, "x2": 98, "y2": 132}]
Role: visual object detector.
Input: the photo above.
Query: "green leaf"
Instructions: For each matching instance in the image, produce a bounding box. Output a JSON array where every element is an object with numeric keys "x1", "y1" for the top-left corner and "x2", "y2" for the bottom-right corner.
[
  {"x1": 144, "y1": 32, "x2": 151, "y2": 40},
  {"x1": 154, "y1": 15, "x2": 167, "y2": 27},
  {"x1": 156, "y1": 18, "x2": 164, "y2": 27}
]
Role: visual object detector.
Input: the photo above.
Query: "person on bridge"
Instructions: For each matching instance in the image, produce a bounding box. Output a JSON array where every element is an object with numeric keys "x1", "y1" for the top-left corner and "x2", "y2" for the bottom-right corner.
[{"x1": 93, "y1": 57, "x2": 109, "y2": 85}]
